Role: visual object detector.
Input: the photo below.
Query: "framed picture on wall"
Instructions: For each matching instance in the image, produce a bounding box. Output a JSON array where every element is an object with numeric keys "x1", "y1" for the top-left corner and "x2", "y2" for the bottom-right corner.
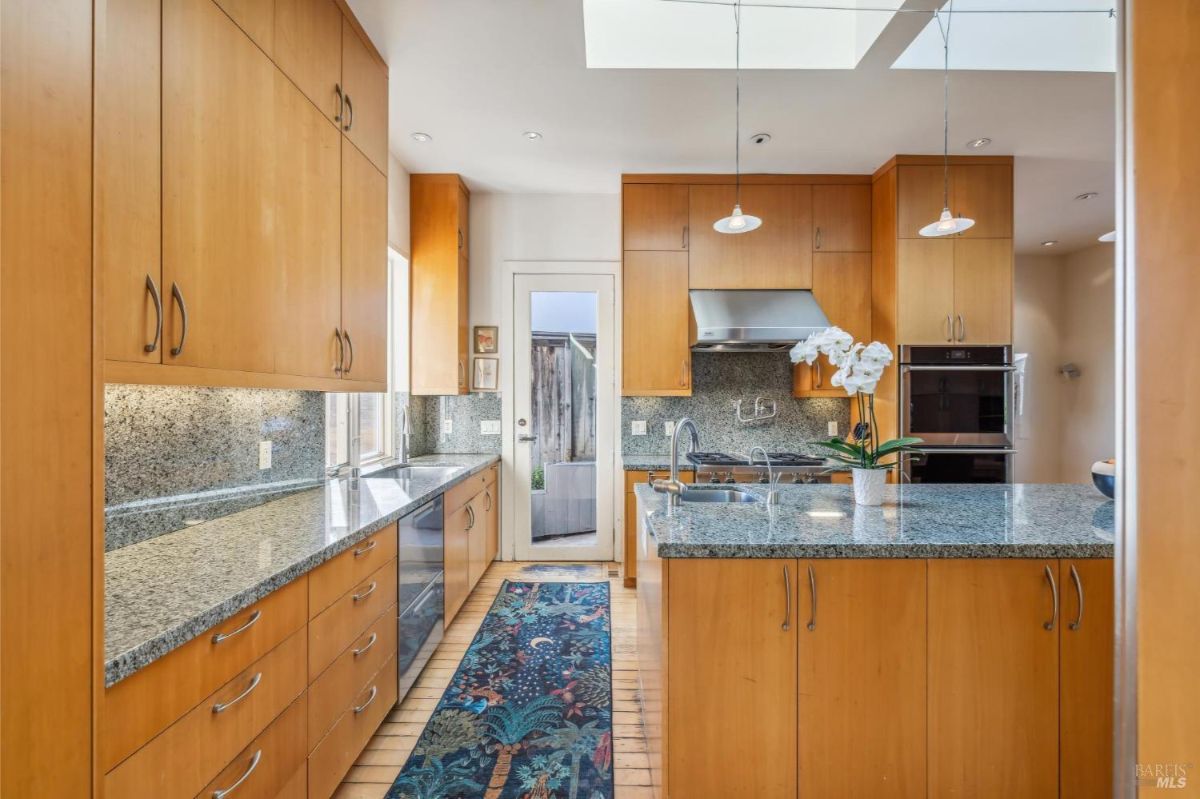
[
  {"x1": 474, "y1": 325, "x2": 498, "y2": 354},
  {"x1": 473, "y1": 357, "x2": 499, "y2": 391}
]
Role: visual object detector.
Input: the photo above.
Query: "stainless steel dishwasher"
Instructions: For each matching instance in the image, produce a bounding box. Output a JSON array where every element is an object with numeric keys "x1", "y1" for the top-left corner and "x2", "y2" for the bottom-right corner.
[{"x1": 397, "y1": 494, "x2": 444, "y2": 703}]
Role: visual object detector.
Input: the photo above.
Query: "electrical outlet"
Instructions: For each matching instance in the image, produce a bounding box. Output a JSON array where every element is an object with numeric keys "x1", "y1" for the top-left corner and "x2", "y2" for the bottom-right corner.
[
  {"x1": 258, "y1": 440, "x2": 272, "y2": 470},
  {"x1": 664, "y1": 421, "x2": 675, "y2": 437},
  {"x1": 480, "y1": 420, "x2": 501, "y2": 435},
  {"x1": 442, "y1": 418, "x2": 454, "y2": 436},
  {"x1": 631, "y1": 421, "x2": 647, "y2": 436},
  {"x1": 828, "y1": 421, "x2": 839, "y2": 437}
]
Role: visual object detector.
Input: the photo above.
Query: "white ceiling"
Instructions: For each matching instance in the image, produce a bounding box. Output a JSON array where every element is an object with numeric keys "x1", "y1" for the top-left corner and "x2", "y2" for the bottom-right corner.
[{"x1": 347, "y1": 0, "x2": 1116, "y2": 254}]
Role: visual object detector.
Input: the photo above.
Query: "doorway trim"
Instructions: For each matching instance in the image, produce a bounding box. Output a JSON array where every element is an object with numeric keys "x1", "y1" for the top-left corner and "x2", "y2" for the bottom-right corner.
[{"x1": 500, "y1": 260, "x2": 622, "y2": 563}]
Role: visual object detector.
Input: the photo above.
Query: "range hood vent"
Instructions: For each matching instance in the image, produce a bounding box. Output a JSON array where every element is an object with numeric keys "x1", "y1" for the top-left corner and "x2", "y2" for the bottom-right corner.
[{"x1": 689, "y1": 289, "x2": 830, "y2": 353}]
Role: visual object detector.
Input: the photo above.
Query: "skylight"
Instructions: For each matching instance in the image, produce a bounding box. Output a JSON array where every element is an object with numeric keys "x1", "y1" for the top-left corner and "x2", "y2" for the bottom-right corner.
[
  {"x1": 892, "y1": 0, "x2": 1116, "y2": 73},
  {"x1": 583, "y1": 0, "x2": 903, "y2": 70}
]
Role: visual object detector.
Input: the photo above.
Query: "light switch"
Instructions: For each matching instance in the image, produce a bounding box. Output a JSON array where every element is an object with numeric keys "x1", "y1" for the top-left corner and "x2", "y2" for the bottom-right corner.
[
  {"x1": 827, "y1": 421, "x2": 839, "y2": 437},
  {"x1": 258, "y1": 440, "x2": 272, "y2": 470},
  {"x1": 442, "y1": 418, "x2": 453, "y2": 436},
  {"x1": 481, "y1": 420, "x2": 501, "y2": 435},
  {"x1": 664, "y1": 421, "x2": 675, "y2": 437},
  {"x1": 631, "y1": 421, "x2": 647, "y2": 436}
]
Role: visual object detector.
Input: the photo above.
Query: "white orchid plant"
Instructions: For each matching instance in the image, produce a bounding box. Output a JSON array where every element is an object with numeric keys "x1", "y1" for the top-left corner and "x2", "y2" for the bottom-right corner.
[{"x1": 790, "y1": 327, "x2": 922, "y2": 470}]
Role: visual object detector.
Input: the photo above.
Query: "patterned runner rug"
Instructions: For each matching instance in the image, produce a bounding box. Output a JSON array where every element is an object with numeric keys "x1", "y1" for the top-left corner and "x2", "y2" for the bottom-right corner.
[{"x1": 387, "y1": 581, "x2": 613, "y2": 799}]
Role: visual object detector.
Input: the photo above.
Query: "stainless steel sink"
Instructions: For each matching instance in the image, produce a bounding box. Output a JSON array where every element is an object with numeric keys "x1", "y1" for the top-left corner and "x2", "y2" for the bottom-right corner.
[
  {"x1": 366, "y1": 464, "x2": 462, "y2": 483},
  {"x1": 679, "y1": 486, "x2": 761, "y2": 504}
]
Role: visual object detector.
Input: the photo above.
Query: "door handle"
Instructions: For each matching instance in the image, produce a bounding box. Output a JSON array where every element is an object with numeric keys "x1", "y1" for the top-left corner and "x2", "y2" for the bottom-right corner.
[
  {"x1": 806, "y1": 565, "x2": 817, "y2": 631},
  {"x1": 956, "y1": 314, "x2": 965, "y2": 342},
  {"x1": 1068, "y1": 564, "x2": 1085, "y2": 631},
  {"x1": 343, "y1": 330, "x2": 354, "y2": 374},
  {"x1": 944, "y1": 314, "x2": 953, "y2": 342},
  {"x1": 782, "y1": 565, "x2": 792, "y2": 631},
  {"x1": 334, "y1": 328, "x2": 344, "y2": 374},
  {"x1": 815, "y1": 226, "x2": 822, "y2": 250},
  {"x1": 145, "y1": 274, "x2": 163, "y2": 353},
  {"x1": 814, "y1": 359, "x2": 822, "y2": 389},
  {"x1": 517, "y1": 433, "x2": 537, "y2": 443},
  {"x1": 1043, "y1": 565, "x2": 1059, "y2": 631},
  {"x1": 169, "y1": 281, "x2": 188, "y2": 357},
  {"x1": 334, "y1": 83, "x2": 344, "y2": 124},
  {"x1": 679, "y1": 359, "x2": 689, "y2": 387},
  {"x1": 681, "y1": 225, "x2": 689, "y2": 249},
  {"x1": 342, "y1": 92, "x2": 354, "y2": 131}
]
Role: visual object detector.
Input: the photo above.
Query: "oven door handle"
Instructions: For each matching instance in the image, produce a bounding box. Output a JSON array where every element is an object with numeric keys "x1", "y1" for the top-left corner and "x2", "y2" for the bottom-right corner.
[{"x1": 901, "y1": 365, "x2": 1018, "y2": 372}]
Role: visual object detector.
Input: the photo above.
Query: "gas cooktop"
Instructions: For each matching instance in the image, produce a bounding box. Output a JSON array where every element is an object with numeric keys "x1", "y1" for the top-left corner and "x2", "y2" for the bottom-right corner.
[{"x1": 686, "y1": 451, "x2": 826, "y2": 467}]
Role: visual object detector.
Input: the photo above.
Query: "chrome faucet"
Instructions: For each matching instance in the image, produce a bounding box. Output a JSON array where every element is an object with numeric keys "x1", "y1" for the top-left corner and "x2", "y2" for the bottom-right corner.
[
  {"x1": 653, "y1": 417, "x2": 699, "y2": 507},
  {"x1": 398, "y1": 402, "x2": 411, "y2": 464},
  {"x1": 749, "y1": 446, "x2": 781, "y2": 505}
]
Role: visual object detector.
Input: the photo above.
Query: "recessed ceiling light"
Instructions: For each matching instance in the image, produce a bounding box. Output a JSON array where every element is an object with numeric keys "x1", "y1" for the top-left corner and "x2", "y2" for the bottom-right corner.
[
  {"x1": 750, "y1": 132, "x2": 771, "y2": 145},
  {"x1": 1041, "y1": 240, "x2": 1059, "y2": 247},
  {"x1": 522, "y1": 131, "x2": 543, "y2": 140},
  {"x1": 966, "y1": 137, "x2": 991, "y2": 149},
  {"x1": 1075, "y1": 191, "x2": 1099, "y2": 201},
  {"x1": 410, "y1": 132, "x2": 432, "y2": 143}
]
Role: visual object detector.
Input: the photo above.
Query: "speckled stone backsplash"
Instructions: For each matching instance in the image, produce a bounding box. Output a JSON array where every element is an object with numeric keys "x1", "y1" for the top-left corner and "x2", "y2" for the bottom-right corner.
[
  {"x1": 621, "y1": 353, "x2": 850, "y2": 456},
  {"x1": 104, "y1": 384, "x2": 324, "y2": 550},
  {"x1": 412, "y1": 393, "x2": 503, "y2": 455}
]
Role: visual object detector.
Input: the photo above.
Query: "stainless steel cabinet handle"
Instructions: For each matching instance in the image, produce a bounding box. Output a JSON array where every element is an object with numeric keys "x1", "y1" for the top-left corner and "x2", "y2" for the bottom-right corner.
[
  {"x1": 212, "y1": 609, "x2": 261, "y2": 644},
  {"x1": 815, "y1": 226, "x2": 822, "y2": 250},
  {"x1": 352, "y1": 581, "x2": 378, "y2": 603},
  {"x1": 458, "y1": 228, "x2": 464, "y2": 251},
  {"x1": 145, "y1": 274, "x2": 163, "y2": 353},
  {"x1": 466, "y1": 504, "x2": 476, "y2": 531},
  {"x1": 170, "y1": 281, "x2": 188, "y2": 357},
  {"x1": 212, "y1": 750, "x2": 261, "y2": 799},
  {"x1": 814, "y1": 360, "x2": 822, "y2": 389},
  {"x1": 354, "y1": 685, "x2": 378, "y2": 714},
  {"x1": 944, "y1": 314, "x2": 953, "y2": 342},
  {"x1": 782, "y1": 565, "x2": 792, "y2": 631},
  {"x1": 1043, "y1": 565, "x2": 1059, "y2": 631},
  {"x1": 212, "y1": 672, "x2": 262, "y2": 714},
  {"x1": 956, "y1": 314, "x2": 965, "y2": 342},
  {"x1": 682, "y1": 225, "x2": 688, "y2": 249},
  {"x1": 343, "y1": 330, "x2": 354, "y2": 374},
  {"x1": 352, "y1": 632, "x2": 378, "y2": 657},
  {"x1": 334, "y1": 83, "x2": 344, "y2": 124},
  {"x1": 343, "y1": 92, "x2": 354, "y2": 131},
  {"x1": 679, "y1": 359, "x2": 688, "y2": 387},
  {"x1": 353, "y1": 539, "x2": 377, "y2": 558},
  {"x1": 1068, "y1": 564, "x2": 1085, "y2": 631},
  {"x1": 806, "y1": 565, "x2": 817, "y2": 631},
  {"x1": 484, "y1": 490, "x2": 493, "y2": 511},
  {"x1": 334, "y1": 328, "x2": 344, "y2": 373}
]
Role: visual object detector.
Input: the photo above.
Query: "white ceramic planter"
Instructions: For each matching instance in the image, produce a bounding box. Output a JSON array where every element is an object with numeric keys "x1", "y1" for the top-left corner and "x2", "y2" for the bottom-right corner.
[{"x1": 852, "y1": 467, "x2": 887, "y2": 506}]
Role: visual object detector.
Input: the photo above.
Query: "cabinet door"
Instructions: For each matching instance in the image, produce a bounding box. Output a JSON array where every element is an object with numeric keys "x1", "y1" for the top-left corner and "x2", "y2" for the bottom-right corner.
[
  {"x1": 623, "y1": 184, "x2": 689, "y2": 251},
  {"x1": 341, "y1": 16, "x2": 388, "y2": 174},
  {"x1": 340, "y1": 142, "x2": 388, "y2": 384},
  {"x1": 163, "y1": 0, "x2": 278, "y2": 373},
  {"x1": 928, "y1": 559, "x2": 1060, "y2": 799},
  {"x1": 622, "y1": 252, "x2": 691, "y2": 396},
  {"x1": 1060, "y1": 559, "x2": 1114, "y2": 799},
  {"x1": 444, "y1": 503, "x2": 471, "y2": 624},
  {"x1": 897, "y1": 165, "x2": 947, "y2": 239},
  {"x1": 812, "y1": 184, "x2": 871, "y2": 252},
  {"x1": 483, "y1": 481, "x2": 499, "y2": 565},
  {"x1": 896, "y1": 238, "x2": 954, "y2": 344},
  {"x1": 273, "y1": 0, "x2": 343, "y2": 125},
  {"x1": 799, "y1": 560, "x2": 926, "y2": 798},
  {"x1": 467, "y1": 500, "x2": 487, "y2": 589},
  {"x1": 97, "y1": 0, "x2": 162, "y2": 364},
  {"x1": 793, "y1": 253, "x2": 870, "y2": 396},
  {"x1": 411, "y1": 176, "x2": 468, "y2": 395},
  {"x1": 953, "y1": 164, "x2": 1013, "y2": 238},
  {"x1": 213, "y1": 0, "x2": 274, "y2": 54},
  {"x1": 668, "y1": 559, "x2": 798, "y2": 799},
  {"x1": 688, "y1": 184, "x2": 813, "y2": 288},
  {"x1": 273, "y1": 73, "x2": 342, "y2": 379},
  {"x1": 953, "y1": 238, "x2": 1013, "y2": 344}
]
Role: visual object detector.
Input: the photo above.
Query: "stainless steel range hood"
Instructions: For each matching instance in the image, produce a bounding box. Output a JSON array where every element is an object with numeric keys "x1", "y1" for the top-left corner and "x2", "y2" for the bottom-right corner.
[{"x1": 689, "y1": 289, "x2": 830, "y2": 353}]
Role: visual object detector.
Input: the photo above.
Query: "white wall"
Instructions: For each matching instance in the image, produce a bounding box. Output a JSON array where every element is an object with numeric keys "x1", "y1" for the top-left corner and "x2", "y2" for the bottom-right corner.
[
  {"x1": 1013, "y1": 254, "x2": 1066, "y2": 482},
  {"x1": 387, "y1": 154, "x2": 411, "y2": 256}
]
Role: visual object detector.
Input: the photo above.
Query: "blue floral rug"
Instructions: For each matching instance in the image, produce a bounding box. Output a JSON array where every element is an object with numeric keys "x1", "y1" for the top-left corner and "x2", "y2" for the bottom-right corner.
[{"x1": 387, "y1": 581, "x2": 613, "y2": 799}]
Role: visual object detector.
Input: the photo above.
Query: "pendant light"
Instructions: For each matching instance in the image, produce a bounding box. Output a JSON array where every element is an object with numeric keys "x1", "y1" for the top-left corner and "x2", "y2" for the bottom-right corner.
[
  {"x1": 714, "y1": 1, "x2": 761, "y2": 235},
  {"x1": 919, "y1": 1, "x2": 975, "y2": 238}
]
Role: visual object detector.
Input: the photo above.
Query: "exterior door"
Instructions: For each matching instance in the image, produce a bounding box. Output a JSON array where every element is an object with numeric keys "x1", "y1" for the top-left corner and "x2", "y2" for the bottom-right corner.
[{"x1": 513, "y1": 273, "x2": 615, "y2": 561}]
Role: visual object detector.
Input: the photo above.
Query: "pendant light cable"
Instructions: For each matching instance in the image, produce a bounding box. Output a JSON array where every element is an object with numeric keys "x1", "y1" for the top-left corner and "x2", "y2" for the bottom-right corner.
[
  {"x1": 937, "y1": 2, "x2": 954, "y2": 212},
  {"x1": 734, "y1": 0, "x2": 742, "y2": 208}
]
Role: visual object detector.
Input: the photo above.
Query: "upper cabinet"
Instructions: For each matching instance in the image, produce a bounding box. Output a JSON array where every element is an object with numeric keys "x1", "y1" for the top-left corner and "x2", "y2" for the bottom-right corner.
[
  {"x1": 340, "y1": 143, "x2": 390, "y2": 384},
  {"x1": 274, "y1": 0, "x2": 343, "y2": 125},
  {"x1": 812, "y1": 184, "x2": 871, "y2": 253},
  {"x1": 411, "y1": 174, "x2": 471, "y2": 396},
  {"x1": 341, "y1": 18, "x2": 389, "y2": 174},
  {"x1": 623, "y1": 184, "x2": 689, "y2": 251},
  {"x1": 623, "y1": 252, "x2": 692, "y2": 396},
  {"x1": 688, "y1": 184, "x2": 813, "y2": 289},
  {"x1": 793, "y1": 253, "x2": 872, "y2": 397},
  {"x1": 897, "y1": 162, "x2": 1013, "y2": 239}
]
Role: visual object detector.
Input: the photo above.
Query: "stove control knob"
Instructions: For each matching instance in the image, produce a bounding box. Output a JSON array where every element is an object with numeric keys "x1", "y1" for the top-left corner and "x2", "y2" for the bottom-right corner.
[
  {"x1": 724, "y1": 473, "x2": 736, "y2": 484},
  {"x1": 709, "y1": 475, "x2": 722, "y2": 484},
  {"x1": 757, "y1": 475, "x2": 769, "y2": 484}
]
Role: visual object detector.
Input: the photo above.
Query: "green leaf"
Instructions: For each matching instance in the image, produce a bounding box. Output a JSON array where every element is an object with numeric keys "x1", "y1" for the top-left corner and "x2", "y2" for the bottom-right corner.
[
  {"x1": 874, "y1": 437, "x2": 923, "y2": 457},
  {"x1": 809, "y1": 439, "x2": 865, "y2": 458}
]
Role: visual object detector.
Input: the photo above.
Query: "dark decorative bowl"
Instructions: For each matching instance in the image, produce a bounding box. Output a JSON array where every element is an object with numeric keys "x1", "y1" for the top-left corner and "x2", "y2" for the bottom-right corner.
[{"x1": 1091, "y1": 461, "x2": 1116, "y2": 499}]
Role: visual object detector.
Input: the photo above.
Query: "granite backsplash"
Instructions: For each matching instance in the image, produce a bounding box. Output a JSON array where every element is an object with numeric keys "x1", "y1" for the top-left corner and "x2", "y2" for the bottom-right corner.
[
  {"x1": 621, "y1": 353, "x2": 850, "y2": 456},
  {"x1": 104, "y1": 384, "x2": 325, "y2": 550},
  {"x1": 405, "y1": 392, "x2": 503, "y2": 456}
]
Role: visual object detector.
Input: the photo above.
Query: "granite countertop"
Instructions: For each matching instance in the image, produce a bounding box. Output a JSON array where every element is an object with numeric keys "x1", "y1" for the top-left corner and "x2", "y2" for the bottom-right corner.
[
  {"x1": 622, "y1": 455, "x2": 695, "y2": 472},
  {"x1": 635, "y1": 482, "x2": 1114, "y2": 559},
  {"x1": 104, "y1": 453, "x2": 500, "y2": 687}
]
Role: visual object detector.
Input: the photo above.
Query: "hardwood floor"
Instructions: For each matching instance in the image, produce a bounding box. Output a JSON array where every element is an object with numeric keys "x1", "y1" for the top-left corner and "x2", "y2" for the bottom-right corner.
[{"x1": 333, "y1": 561, "x2": 651, "y2": 798}]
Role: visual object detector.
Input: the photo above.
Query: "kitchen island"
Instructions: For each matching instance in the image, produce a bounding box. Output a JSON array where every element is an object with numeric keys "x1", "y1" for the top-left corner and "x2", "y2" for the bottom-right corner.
[{"x1": 635, "y1": 482, "x2": 1114, "y2": 799}]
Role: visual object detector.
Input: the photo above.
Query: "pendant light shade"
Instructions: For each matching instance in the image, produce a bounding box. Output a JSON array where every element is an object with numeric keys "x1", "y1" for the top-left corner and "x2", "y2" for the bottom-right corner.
[
  {"x1": 714, "y1": 204, "x2": 762, "y2": 234},
  {"x1": 919, "y1": 207, "x2": 975, "y2": 238}
]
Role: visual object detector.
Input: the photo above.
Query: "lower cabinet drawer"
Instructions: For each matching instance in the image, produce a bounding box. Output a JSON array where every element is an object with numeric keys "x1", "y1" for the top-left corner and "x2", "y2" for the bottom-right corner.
[
  {"x1": 308, "y1": 603, "x2": 398, "y2": 751},
  {"x1": 104, "y1": 628, "x2": 307, "y2": 798},
  {"x1": 308, "y1": 558, "x2": 397, "y2": 679},
  {"x1": 308, "y1": 524, "x2": 398, "y2": 619},
  {"x1": 198, "y1": 692, "x2": 308, "y2": 799},
  {"x1": 276, "y1": 765, "x2": 307, "y2": 799},
  {"x1": 307, "y1": 655, "x2": 398, "y2": 799}
]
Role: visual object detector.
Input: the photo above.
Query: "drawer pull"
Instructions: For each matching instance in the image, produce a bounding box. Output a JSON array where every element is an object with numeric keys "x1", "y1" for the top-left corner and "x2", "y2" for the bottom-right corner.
[
  {"x1": 1068, "y1": 563, "x2": 1085, "y2": 631},
  {"x1": 353, "y1": 632, "x2": 378, "y2": 657},
  {"x1": 145, "y1": 274, "x2": 162, "y2": 353},
  {"x1": 353, "y1": 539, "x2": 378, "y2": 558},
  {"x1": 211, "y1": 609, "x2": 262, "y2": 644},
  {"x1": 352, "y1": 581, "x2": 378, "y2": 603},
  {"x1": 211, "y1": 749, "x2": 261, "y2": 799},
  {"x1": 212, "y1": 672, "x2": 262, "y2": 714},
  {"x1": 354, "y1": 685, "x2": 378, "y2": 714}
]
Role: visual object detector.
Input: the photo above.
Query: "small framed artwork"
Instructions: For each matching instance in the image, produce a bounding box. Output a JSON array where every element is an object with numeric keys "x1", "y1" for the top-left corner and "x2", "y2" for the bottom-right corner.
[
  {"x1": 473, "y1": 357, "x2": 499, "y2": 391},
  {"x1": 474, "y1": 325, "x2": 498, "y2": 354}
]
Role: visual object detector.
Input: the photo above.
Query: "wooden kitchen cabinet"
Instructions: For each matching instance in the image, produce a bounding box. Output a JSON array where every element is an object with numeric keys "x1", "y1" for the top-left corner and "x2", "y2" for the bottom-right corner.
[
  {"x1": 467, "y1": 496, "x2": 488, "y2": 588},
  {"x1": 273, "y1": 0, "x2": 344, "y2": 125},
  {"x1": 954, "y1": 164, "x2": 1014, "y2": 239},
  {"x1": 667, "y1": 559, "x2": 798, "y2": 799},
  {"x1": 444, "y1": 502, "x2": 472, "y2": 624},
  {"x1": 798, "y1": 560, "x2": 926, "y2": 798},
  {"x1": 927, "y1": 559, "x2": 1060, "y2": 799},
  {"x1": 897, "y1": 238, "x2": 956, "y2": 344},
  {"x1": 622, "y1": 251, "x2": 692, "y2": 396},
  {"x1": 793, "y1": 253, "x2": 871, "y2": 396},
  {"x1": 340, "y1": 143, "x2": 389, "y2": 384},
  {"x1": 623, "y1": 184, "x2": 690, "y2": 251},
  {"x1": 411, "y1": 174, "x2": 471, "y2": 395},
  {"x1": 622, "y1": 469, "x2": 692, "y2": 587},
  {"x1": 953, "y1": 238, "x2": 1013, "y2": 344},
  {"x1": 97, "y1": 0, "x2": 162, "y2": 365},
  {"x1": 213, "y1": 0, "x2": 274, "y2": 54},
  {"x1": 688, "y1": 184, "x2": 813, "y2": 289},
  {"x1": 1060, "y1": 559, "x2": 1115, "y2": 799},
  {"x1": 483, "y1": 469, "x2": 500, "y2": 564},
  {"x1": 341, "y1": 16, "x2": 389, "y2": 174},
  {"x1": 896, "y1": 164, "x2": 947, "y2": 239},
  {"x1": 812, "y1": 184, "x2": 871, "y2": 252}
]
